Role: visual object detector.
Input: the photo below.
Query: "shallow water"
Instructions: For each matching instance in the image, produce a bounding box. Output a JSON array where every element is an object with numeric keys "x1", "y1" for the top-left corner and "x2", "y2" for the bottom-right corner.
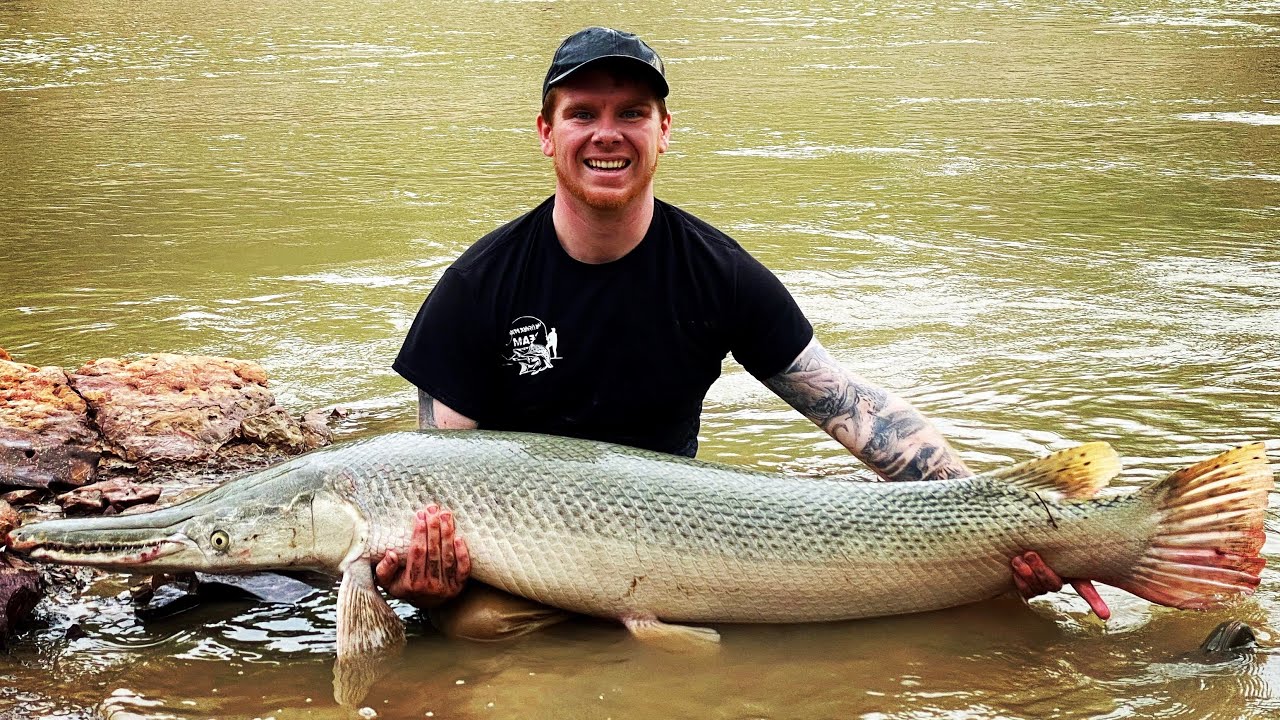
[{"x1": 2, "y1": 0, "x2": 1279, "y2": 717}]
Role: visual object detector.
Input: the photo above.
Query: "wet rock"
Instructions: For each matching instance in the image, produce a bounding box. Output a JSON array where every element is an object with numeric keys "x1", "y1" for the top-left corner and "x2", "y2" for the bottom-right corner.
[
  {"x1": 131, "y1": 574, "x2": 201, "y2": 621},
  {"x1": 1, "y1": 489, "x2": 42, "y2": 507},
  {"x1": 0, "y1": 358, "x2": 101, "y2": 489},
  {"x1": 0, "y1": 440, "x2": 101, "y2": 490},
  {"x1": 300, "y1": 407, "x2": 336, "y2": 449},
  {"x1": 0, "y1": 348, "x2": 10, "y2": 362},
  {"x1": 0, "y1": 499, "x2": 17, "y2": 544},
  {"x1": 24, "y1": 503, "x2": 63, "y2": 521},
  {"x1": 67, "y1": 354, "x2": 279, "y2": 462},
  {"x1": 240, "y1": 405, "x2": 306, "y2": 451},
  {"x1": 1199, "y1": 620, "x2": 1257, "y2": 657},
  {"x1": 0, "y1": 552, "x2": 43, "y2": 648},
  {"x1": 56, "y1": 478, "x2": 162, "y2": 515},
  {"x1": 2, "y1": 351, "x2": 335, "y2": 524}
]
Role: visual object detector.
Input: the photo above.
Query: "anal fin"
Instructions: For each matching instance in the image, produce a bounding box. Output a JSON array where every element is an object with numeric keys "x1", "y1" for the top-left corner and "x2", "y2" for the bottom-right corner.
[{"x1": 623, "y1": 614, "x2": 720, "y2": 653}]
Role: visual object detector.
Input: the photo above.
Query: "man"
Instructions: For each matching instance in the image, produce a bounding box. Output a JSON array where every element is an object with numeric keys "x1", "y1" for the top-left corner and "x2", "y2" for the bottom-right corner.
[{"x1": 385, "y1": 27, "x2": 1108, "y2": 636}]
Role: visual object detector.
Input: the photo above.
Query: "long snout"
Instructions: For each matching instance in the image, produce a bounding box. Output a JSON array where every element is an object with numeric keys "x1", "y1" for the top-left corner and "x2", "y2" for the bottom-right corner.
[{"x1": 7, "y1": 503, "x2": 198, "y2": 568}]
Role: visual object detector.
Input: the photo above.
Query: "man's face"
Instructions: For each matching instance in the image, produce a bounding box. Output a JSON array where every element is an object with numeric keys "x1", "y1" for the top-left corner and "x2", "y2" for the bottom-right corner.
[{"x1": 537, "y1": 68, "x2": 672, "y2": 212}]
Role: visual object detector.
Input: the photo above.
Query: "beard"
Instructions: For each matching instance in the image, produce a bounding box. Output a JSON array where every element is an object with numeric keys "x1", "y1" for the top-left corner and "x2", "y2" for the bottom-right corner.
[{"x1": 555, "y1": 155, "x2": 660, "y2": 211}]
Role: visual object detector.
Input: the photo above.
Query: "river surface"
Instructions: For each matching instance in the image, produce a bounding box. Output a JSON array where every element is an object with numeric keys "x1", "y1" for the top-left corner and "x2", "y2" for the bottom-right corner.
[{"x1": 2, "y1": 0, "x2": 1279, "y2": 717}]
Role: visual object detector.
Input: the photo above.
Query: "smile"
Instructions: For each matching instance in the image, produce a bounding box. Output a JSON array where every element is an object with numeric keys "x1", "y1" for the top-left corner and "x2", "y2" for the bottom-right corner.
[{"x1": 585, "y1": 159, "x2": 629, "y2": 170}]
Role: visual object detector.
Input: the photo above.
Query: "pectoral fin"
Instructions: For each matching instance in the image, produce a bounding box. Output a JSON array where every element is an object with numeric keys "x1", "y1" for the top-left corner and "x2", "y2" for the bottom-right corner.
[
  {"x1": 336, "y1": 561, "x2": 406, "y2": 658},
  {"x1": 623, "y1": 614, "x2": 720, "y2": 653}
]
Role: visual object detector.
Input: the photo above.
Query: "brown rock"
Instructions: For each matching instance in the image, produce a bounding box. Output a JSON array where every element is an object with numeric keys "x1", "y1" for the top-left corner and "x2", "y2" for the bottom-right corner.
[
  {"x1": 240, "y1": 405, "x2": 306, "y2": 451},
  {"x1": 300, "y1": 408, "x2": 336, "y2": 450},
  {"x1": 0, "y1": 359, "x2": 101, "y2": 488},
  {"x1": 0, "y1": 440, "x2": 101, "y2": 490},
  {"x1": 1, "y1": 489, "x2": 42, "y2": 506},
  {"x1": 0, "y1": 348, "x2": 11, "y2": 362},
  {"x1": 56, "y1": 478, "x2": 163, "y2": 515},
  {"x1": 0, "y1": 552, "x2": 42, "y2": 647},
  {"x1": 0, "y1": 493, "x2": 40, "y2": 643},
  {"x1": 0, "y1": 499, "x2": 18, "y2": 544},
  {"x1": 69, "y1": 354, "x2": 276, "y2": 462}
]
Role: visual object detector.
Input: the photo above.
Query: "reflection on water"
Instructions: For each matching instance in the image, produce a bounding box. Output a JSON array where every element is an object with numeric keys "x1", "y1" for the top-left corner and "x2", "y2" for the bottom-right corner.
[{"x1": 1, "y1": 0, "x2": 1278, "y2": 717}]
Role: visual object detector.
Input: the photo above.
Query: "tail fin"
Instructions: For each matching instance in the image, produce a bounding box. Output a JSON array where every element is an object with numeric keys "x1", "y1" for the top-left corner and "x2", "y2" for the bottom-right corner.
[{"x1": 1111, "y1": 443, "x2": 1273, "y2": 609}]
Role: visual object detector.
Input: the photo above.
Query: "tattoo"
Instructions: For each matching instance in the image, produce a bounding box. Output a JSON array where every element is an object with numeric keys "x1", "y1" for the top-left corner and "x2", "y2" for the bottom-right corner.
[
  {"x1": 417, "y1": 389, "x2": 438, "y2": 429},
  {"x1": 764, "y1": 339, "x2": 968, "y2": 482}
]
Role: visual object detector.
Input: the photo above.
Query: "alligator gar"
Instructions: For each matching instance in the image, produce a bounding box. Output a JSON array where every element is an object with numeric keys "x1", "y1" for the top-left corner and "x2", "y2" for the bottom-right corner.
[{"x1": 6, "y1": 431, "x2": 1273, "y2": 659}]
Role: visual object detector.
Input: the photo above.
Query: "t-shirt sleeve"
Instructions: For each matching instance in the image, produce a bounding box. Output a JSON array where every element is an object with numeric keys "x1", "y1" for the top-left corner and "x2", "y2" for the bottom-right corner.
[
  {"x1": 729, "y1": 254, "x2": 814, "y2": 380},
  {"x1": 393, "y1": 267, "x2": 494, "y2": 421}
]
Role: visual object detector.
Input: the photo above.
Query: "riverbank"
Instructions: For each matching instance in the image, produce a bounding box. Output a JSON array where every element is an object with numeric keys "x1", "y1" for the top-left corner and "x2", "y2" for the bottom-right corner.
[{"x1": 0, "y1": 348, "x2": 347, "y2": 640}]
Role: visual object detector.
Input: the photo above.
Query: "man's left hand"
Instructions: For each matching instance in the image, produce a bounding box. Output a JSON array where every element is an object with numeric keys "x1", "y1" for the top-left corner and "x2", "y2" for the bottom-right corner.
[{"x1": 1011, "y1": 550, "x2": 1110, "y2": 620}]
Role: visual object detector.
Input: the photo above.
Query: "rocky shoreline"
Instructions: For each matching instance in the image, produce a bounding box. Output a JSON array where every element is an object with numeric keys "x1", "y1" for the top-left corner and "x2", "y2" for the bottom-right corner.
[{"x1": 0, "y1": 347, "x2": 344, "y2": 641}]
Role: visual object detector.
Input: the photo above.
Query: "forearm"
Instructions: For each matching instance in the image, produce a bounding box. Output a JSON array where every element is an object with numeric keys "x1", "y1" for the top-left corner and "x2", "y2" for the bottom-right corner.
[{"x1": 763, "y1": 338, "x2": 970, "y2": 482}]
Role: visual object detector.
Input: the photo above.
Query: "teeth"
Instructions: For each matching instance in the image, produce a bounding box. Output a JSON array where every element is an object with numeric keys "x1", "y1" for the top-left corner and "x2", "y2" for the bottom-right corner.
[{"x1": 587, "y1": 159, "x2": 627, "y2": 170}]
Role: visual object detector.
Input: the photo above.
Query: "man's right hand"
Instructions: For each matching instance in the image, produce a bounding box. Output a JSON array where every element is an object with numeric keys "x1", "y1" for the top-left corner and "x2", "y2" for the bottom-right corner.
[{"x1": 375, "y1": 504, "x2": 471, "y2": 609}]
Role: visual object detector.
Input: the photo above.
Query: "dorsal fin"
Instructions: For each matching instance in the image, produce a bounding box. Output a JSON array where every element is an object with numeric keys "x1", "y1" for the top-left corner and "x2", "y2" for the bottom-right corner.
[{"x1": 978, "y1": 442, "x2": 1121, "y2": 500}]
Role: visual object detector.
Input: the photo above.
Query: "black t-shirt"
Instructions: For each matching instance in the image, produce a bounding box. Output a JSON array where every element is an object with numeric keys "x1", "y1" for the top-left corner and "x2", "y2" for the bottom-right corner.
[{"x1": 394, "y1": 196, "x2": 813, "y2": 457}]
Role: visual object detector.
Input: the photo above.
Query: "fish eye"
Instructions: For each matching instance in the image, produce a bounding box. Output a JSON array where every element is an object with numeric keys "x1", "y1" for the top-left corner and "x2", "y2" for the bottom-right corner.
[{"x1": 210, "y1": 530, "x2": 230, "y2": 552}]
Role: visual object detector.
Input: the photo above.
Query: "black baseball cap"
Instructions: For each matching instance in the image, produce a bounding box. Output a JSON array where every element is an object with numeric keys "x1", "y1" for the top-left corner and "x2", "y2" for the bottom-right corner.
[{"x1": 542, "y1": 27, "x2": 668, "y2": 101}]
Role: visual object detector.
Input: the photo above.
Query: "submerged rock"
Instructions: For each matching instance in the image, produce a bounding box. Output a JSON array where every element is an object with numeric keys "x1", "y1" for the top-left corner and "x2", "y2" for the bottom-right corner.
[
  {"x1": 131, "y1": 574, "x2": 201, "y2": 621},
  {"x1": 1198, "y1": 620, "x2": 1257, "y2": 657}
]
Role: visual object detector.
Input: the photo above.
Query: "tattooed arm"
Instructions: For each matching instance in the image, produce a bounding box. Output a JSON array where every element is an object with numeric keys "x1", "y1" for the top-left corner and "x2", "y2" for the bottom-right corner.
[
  {"x1": 764, "y1": 337, "x2": 968, "y2": 482},
  {"x1": 417, "y1": 389, "x2": 478, "y2": 430},
  {"x1": 764, "y1": 338, "x2": 1108, "y2": 614}
]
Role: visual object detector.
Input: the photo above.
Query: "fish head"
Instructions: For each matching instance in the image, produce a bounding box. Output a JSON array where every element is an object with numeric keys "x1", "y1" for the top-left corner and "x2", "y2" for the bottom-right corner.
[
  {"x1": 157, "y1": 488, "x2": 359, "y2": 573},
  {"x1": 7, "y1": 459, "x2": 360, "y2": 575}
]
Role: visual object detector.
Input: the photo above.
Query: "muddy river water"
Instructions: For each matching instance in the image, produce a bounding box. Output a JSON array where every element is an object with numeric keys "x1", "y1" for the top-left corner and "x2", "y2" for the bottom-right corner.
[{"x1": 2, "y1": 0, "x2": 1279, "y2": 717}]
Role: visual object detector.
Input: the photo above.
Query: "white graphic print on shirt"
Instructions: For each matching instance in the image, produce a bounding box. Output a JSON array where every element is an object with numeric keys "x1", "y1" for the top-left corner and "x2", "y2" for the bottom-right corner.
[{"x1": 505, "y1": 316, "x2": 561, "y2": 375}]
